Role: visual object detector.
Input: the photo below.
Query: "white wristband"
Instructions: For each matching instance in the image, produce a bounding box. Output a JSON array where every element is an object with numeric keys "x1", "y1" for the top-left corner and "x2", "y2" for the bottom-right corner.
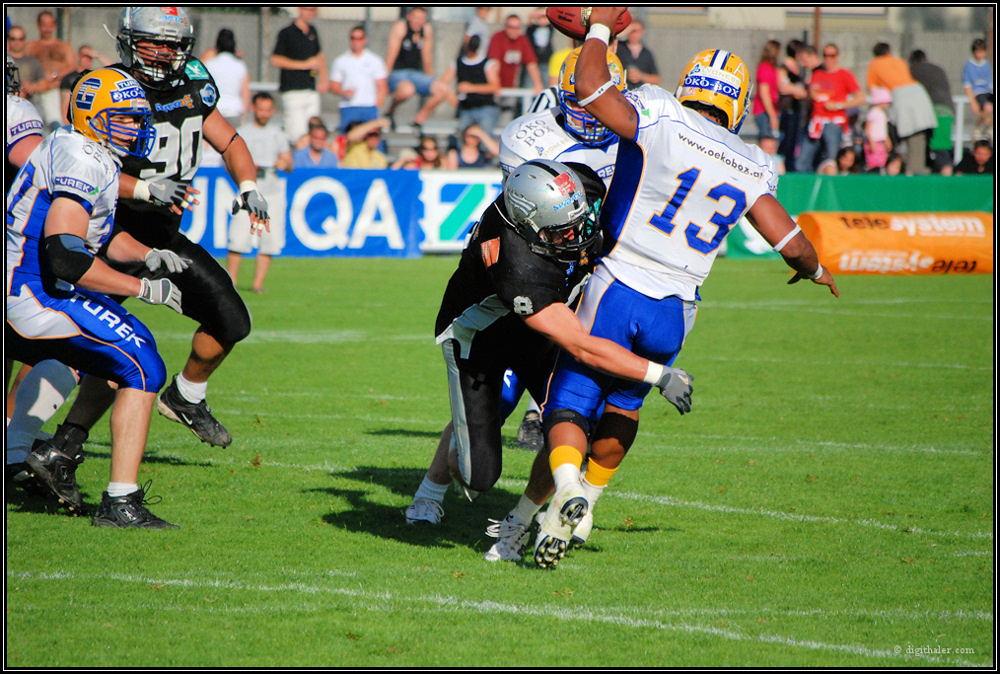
[
  {"x1": 133, "y1": 179, "x2": 151, "y2": 202},
  {"x1": 586, "y1": 24, "x2": 611, "y2": 46},
  {"x1": 238, "y1": 180, "x2": 257, "y2": 195},
  {"x1": 772, "y1": 225, "x2": 801, "y2": 253},
  {"x1": 577, "y1": 80, "x2": 614, "y2": 107},
  {"x1": 809, "y1": 264, "x2": 824, "y2": 280},
  {"x1": 643, "y1": 361, "x2": 665, "y2": 385}
]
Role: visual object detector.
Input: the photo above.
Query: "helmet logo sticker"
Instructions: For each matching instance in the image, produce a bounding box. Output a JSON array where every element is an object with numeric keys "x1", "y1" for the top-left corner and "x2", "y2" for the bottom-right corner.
[
  {"x1": 552, "y1": 173, "x2": 576, "y2": 195},
  {"x1": 74, "y1": 78, "x2": 102, "y2": 111}
]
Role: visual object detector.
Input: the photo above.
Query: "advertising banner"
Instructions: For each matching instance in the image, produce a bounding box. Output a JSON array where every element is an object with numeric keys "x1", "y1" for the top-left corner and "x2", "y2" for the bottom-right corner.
[
  {"x1": 416, "y1": 169, "x2": 503, "y2": 253},
  {"x1": 798, "y1": 212, "x2": 993, "y2": 274},
  {"x1": 181, "y1": 167, "x2": 424, "y2": 258}
]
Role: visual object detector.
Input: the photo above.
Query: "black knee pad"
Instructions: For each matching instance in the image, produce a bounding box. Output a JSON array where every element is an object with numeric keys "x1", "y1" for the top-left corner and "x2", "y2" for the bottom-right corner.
[
  {"x1": 543, "y1": 407, "x2": 590, "y2": 437},
  {"x1": 592, "y1": 410, "x2": 639, "y2": 452}
]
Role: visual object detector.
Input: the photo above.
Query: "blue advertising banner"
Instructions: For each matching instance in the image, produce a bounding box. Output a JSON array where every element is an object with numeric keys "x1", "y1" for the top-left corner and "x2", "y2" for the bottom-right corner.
[{"x1": 181, "y1": 167, "x2": 424, "y2": 258}]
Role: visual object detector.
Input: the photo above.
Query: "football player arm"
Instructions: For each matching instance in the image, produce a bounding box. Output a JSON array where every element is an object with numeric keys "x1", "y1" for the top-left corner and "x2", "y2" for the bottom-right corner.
[
  {"x1": 745, "y1": 194, "x2": 840, "y2": 298},
  {"x1": 574, "y1": 7, "x2": 639, "y2": 140},
  {"x1": 204, "y1": 109, "x2": 270, "y2": 233},
  {"x1": 6, "y1": 135, "x2": 43, "y2": 168},
  {"x1": 523, "y1": 302, "x2": 651, "y2": 382},
  {"x1": 42, "y1": 198, "x2": 142, "y2": 297}
]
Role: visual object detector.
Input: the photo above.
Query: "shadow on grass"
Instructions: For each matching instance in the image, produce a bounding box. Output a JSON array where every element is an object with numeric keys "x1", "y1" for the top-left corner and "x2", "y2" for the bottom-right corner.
[
  {"x1": 76, "y1": 448, "x2": 217, "y2": 469},
  {"x1": 366, "y1": 429, "x2": 444, "y2": 440},
  {"x1": 311, "y1": 465, "x2": 526, "y2": 553},
  {"x1": 4, "y1": 480, "x2": 93, "y2": 518}
]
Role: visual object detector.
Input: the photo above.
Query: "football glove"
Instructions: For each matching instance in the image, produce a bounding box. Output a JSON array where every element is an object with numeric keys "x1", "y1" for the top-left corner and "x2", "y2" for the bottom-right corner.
[
  {"x1": 138, "y1": 177, "x2": 189, "y2": 209},
  {"x1": 144, "y1": 248, "x2": 191, "y2": 275},
  {"x1": 654, "y1": 366, "x2": 694, "y2": 415},
  {"x1": 231, "y1": 188, "x2": 270, "y2": 223},
  {"x1": 138, "y1": 278, "x2": 183, "y2": 314}
]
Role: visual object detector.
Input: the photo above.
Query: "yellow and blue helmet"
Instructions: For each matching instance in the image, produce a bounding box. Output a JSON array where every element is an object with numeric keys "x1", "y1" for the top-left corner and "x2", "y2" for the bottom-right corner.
[
  {"x1": 71, "y1": 68, "x2": 156, "y2": 158},
  {"x1": 557, "y1": 47, "x2": 626, "y2": 145},
  {"x1": 676, "y1": 49, "x2": 752, "y2": 133}
]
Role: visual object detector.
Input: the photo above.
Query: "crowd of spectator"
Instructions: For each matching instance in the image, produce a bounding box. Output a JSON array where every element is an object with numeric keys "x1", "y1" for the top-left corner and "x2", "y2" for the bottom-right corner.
[{"x1": 747, "y1": 35, "x2": 993, "y2": 177}]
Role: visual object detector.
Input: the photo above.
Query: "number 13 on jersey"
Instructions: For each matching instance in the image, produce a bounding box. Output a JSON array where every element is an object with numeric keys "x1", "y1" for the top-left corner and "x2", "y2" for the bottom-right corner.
[{"x1": 648, "y1": 167, "x2": 748, "y2": 255}]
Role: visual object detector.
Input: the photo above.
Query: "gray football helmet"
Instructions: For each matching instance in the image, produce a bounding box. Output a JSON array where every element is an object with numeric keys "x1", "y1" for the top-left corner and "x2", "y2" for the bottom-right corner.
[
  {"x1": 116, "y1": 7, "x2": 195, "y2": 89},
  {"x1": 503, "y1": 159, "x2": 601, "y2": 262}
]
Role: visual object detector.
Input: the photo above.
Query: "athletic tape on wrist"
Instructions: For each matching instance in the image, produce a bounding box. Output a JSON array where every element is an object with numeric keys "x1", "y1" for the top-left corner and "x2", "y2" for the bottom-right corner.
[
  {"x1": 586, "y1": 24, "x2": 611, "y2": 45},
  {"x1": 133, "y1": 179, "x2": 151, "y2": 202},
  {"x1": 809, "y1": 264, "x2": 825, "y2": 280},
  {"x1": 643, "y1": 361, "x2": 665, "y2": 385},
  {"x1": 238, "y1": 180, "x2": 257, "y2": 195}
]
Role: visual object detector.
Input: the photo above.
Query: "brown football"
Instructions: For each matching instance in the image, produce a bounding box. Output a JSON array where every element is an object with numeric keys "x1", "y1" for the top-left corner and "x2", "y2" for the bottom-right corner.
[{"x1": 545, "y1": 7, "x2": 633, "y2": 40}]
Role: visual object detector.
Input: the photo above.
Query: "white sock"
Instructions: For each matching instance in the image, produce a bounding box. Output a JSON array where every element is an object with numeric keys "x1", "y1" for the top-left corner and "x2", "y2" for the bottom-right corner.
[
  {"x1": 510, "y1": 494, "x2": 541, "y2": 525},
  {"x1": 413, "y1": 476, "x2": 449, "y2": 503},
  {"x1": 527, "y1": 398, "x2": 540, "y2": 414},
  {"x1": 6, "y1": 360, "x2": 78, "y2": 454},
  {"x1": 579, "y1": 473, "x2": 606, "y2": 509},
  {"x1": 107, "y1": 482, "x2": 138, "y2": 498},
  {"x1": 553, "y1": 463, "x2": 582, "y2": 493},
  {"x1": 176, "y1": 373, "x2": 208, "y2": 404}
]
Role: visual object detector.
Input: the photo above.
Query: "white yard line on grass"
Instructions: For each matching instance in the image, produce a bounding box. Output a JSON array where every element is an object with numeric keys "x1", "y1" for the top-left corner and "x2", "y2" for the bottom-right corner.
[
  {"x1": 599, "y1": 488, "x2": 994, "y2": 541},
  {"x1": 7, "y1": 569, "x2": 988, "y2": 668}
]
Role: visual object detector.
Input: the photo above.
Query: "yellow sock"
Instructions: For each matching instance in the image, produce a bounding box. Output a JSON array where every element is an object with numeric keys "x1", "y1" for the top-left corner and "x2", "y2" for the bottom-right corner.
[
  {"x1": 583, "y1": 457, "x2": 618, "y2": 487},
  {"x1": 549, "y1": 445, "x2": 584, "y2": 473}
]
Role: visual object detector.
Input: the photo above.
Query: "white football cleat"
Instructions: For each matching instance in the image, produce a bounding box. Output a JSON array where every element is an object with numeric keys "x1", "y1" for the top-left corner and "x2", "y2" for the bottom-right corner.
[
  {"x1": 405, "y1": 497, "x2": 444, "y2": 525},
  {"x1": 533, "y1": 485, "x2": 588, "y2": 568},
  {"x1": 483, "y1": 514, "x2": 531, "y2": 562},
  {"x1": 570, "y1": 507, "x2": 593, "y2": 548}
]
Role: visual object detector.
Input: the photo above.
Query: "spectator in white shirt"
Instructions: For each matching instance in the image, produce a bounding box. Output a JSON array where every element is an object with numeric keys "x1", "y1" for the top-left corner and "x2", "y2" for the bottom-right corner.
[{"x1": 329, "y1": 25, "x2": 388, "y2": 133}]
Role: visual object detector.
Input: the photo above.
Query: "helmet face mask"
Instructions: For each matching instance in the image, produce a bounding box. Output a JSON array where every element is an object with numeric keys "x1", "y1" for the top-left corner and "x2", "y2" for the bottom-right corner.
[
  {"x1": 558, "y1": 47, "x2": 625, "y2": 146},
  {"x1": 72, "y1": 68, "x2": 156, "y2": 158},
  {"x1": 116, "y1": 7, "x2": 195, "y2": 88},
  {"x1": 676, "y1": 49, "x2": 752, "y2": 133},
  {"x1": 6, "y1": 55, "x2": 21, "y2": 96},
  {"x1": 503, "y1": 159, "x2": 600, "y2": 262}
]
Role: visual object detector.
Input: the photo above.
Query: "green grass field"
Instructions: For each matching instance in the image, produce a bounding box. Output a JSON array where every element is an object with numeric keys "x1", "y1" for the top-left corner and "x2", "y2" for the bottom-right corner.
[{"x1": 5, "y1": 256, "x2": 994, "y2": 667}]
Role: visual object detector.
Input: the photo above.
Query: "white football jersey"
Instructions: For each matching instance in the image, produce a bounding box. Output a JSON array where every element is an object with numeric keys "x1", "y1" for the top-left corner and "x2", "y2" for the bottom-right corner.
[
  {"x1": 499, "y1": 107, "x2": 618, "y2": 185},
  {"x1": 7, "y1": 127, "x2": 122, "y2": 296},
  {"x1": 6, "y1": 94, "x2": 45, "y2": 151},
  {"x1": 600, "y1": 85, "x2": 778, "y2": 301}
]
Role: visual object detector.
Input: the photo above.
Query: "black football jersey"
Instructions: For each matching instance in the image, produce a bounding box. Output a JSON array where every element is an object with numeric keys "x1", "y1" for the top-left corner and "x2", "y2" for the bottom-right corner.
[
  {"x1": 435, "y1": 197, "x2": 597, "y2": 359},
  {"x1": 113, "y1": 59, "x2": 220, "y2": 245}
]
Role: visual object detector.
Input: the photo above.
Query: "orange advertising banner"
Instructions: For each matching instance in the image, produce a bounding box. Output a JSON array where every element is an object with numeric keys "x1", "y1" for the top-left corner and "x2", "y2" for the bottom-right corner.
[{"x1": 797, "y1": 212, "x2": 994, "y2": 275}]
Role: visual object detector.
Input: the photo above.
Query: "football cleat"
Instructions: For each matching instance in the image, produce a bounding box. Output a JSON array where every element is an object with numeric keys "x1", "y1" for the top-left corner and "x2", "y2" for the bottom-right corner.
[
  {"x1": 569, "y1": 507, "x2": 594, "y2": 548},
  {"x1": 91, "y1": 482, "x2": 178, "y2": 529},
  {"x1": 483, "y1": 514, "x2": 531, "y2": 562},
  {"x1": 516, "y1": 410, "x2": 544, "y2": 452},
  {"x1": 157, "y1": 376, "x2": 233, "y2": 448},
  {"x1": 533, "y1": 485, "x2": 589, "y2": 568},
  {"x1": 24, "y1": 424, "x2": 88, "y2": 514},
  {"x1": 405, "y1": 497, "x2": 444, "y2": 525}
]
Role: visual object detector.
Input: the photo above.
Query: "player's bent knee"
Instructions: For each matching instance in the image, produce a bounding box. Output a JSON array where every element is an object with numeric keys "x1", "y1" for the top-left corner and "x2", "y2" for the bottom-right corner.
[
  {"x1": 543, "y1": 407, "x2": 590, "y2": 437},
  {"x1": 215, "y1": 309, "x2": 252, "y2": 345}
]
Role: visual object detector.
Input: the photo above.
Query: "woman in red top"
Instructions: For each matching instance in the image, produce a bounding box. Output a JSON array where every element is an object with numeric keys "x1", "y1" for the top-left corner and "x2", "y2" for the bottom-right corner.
[{"x1": 752, "y1": 40, "x2": 781, "y2": 142}]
